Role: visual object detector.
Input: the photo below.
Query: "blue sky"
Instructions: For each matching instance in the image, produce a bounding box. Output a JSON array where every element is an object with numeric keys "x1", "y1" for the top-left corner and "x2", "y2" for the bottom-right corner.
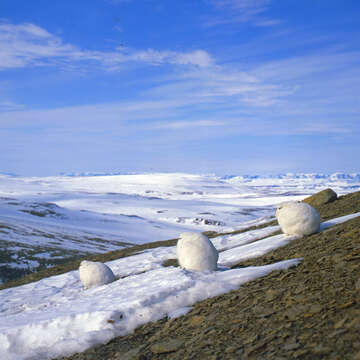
[{"x1": 0, "y1": 0, "x2": 359, "y2": 176}]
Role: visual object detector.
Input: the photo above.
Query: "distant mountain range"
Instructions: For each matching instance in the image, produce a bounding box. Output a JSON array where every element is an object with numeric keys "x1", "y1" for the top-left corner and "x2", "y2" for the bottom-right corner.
[
  {"x1": 221, "y1": 173, "x2": 360, "y2": 181},
  {"x1": 1, "y1": 171, "x2": 360, "y2": 182}
]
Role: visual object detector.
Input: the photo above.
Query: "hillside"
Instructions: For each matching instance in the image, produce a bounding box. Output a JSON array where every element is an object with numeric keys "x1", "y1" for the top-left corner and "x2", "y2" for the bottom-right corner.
[
  {"x1": 50, "y1": 191, "x2": 360, "y2": 360},
  {"x1": 0, "y1": 190, "x2": 359, "y2": 359}
]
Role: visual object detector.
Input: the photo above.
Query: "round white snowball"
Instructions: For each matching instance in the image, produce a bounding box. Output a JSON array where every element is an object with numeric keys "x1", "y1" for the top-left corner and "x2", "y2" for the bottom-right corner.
[
  {"x1": 276, "y1": 201, "x2": 321, "y2": 236},
  {"x1": 79, "y1": 260, "x2": 115, "y2": 289},
  {"x1": 177, "y1": 232, "x2": 218, "y2": 272}
]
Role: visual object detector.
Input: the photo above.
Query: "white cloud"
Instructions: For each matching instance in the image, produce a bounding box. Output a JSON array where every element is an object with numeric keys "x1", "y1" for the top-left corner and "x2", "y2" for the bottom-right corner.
[
  {"x1": 0, "y1": 22, "x2": 213, "y2": 71},
  {"x1": 0, "y1": 100, "x2": 24, "y2": 112},
  {"x1": 145, "y1": 65, "x2": 295, "y2": 108},
  {"x1": 152, "y1": 120, "x2": 225, "y2": 129},
  {"x1": 254, "y1": 19, "x2": 282, "y2": 27},
  {"x1": 251, "y1": 51, "x2": 360, "y2": 81},
  {"x1": 206, "y1": 0, "x2": 280, "y2": 27},
  {"x1": 172, "y1": 50, "x2": 213, "y2": 67},
  {"x1": 119, "y1": 49, "x2": 213, "y2": 68},
  {"x1": 107, "y1": 0, "x2": 133, "y2": 4},
  {"x1": 0, "y1": 22, "x2": 358, "y2": 143},
  {"x1": 0, "y1": 22, "x2": 81, "y2": 69},
  {"x1": 295, "y1": 124, "x2": 351, "y2": 135},
  {"x1": 211, "y1": 0, "x2": 270, "y2": 13}
]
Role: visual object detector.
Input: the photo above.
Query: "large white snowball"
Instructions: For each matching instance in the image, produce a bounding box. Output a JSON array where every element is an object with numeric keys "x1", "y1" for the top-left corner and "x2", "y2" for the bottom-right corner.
[
  {"x1": 79, "y1": 260, "x2": 115, "y2": 289},
  {"x1": 177, "y1": 232, "x2": 218, "y2": 272},
  {"x1": 276, "y1": 201, "x2": 321, "y2": 236}
]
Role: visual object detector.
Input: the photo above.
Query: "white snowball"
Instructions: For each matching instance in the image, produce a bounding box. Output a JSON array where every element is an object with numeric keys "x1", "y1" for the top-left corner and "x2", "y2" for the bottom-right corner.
[
  {"x1": 276, "y1": 201, "x2": 321, "y2": 236},
  {"x1": 79, "y1": 260, "x2": 115, "y2": 289},
  {"x1": 177, "y1": 232, "x2": 218, "y2": 272}
]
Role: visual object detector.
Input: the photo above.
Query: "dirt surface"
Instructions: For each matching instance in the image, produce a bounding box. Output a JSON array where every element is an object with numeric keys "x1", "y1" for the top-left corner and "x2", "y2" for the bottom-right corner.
[{"x1": 53, "y1": 191, "x2": 360, "y2": 360}]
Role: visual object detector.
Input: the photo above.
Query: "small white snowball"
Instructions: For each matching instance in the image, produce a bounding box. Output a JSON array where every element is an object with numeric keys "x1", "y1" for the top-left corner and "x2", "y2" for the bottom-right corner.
[
  {"x1": 276, "y1": 201, "x2": 321, "y2": 236},
  {"x1": 79, "y1": 260, "x2": 115, "y2": 289},
  {"x1": 177, "y1": 232, "x2": 218, "y2": 272}
]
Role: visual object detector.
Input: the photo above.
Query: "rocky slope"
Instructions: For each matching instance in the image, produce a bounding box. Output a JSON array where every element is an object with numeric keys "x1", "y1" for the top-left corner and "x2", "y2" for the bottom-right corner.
[
  {"x1": 50, "y1": 190, "x2": 360, "y2": 360},
  {"x1": 1, "y1": 190, "x2": 359, "y2": 359}
]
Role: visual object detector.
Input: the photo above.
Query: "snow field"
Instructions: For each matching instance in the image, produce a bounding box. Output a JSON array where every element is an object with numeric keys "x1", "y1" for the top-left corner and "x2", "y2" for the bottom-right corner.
[{"x1": 1, "y1": 211, "x2": 360, "y2": 360}]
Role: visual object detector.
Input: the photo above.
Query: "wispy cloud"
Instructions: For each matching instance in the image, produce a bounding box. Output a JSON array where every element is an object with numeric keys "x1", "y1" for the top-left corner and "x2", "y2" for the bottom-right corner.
[
  {"x1": 210, "y1": 0, "x2": 270, "y2": 13},
  {"x1": 205, "y1": 0, "x2": 280, "y2": 27},
  {"x1": 107, "y1": 49, "x2": 213, "y2": 68},
  {"x1": 0, "y1": 22, "x2": 213, "y2": 71},
  {"x1": 106, "y1": 0, "x2": 133, "y2": 4},
  {"x1": 0, "y1": 22, "x2": 77, "y2": 69},
  {"x1": 0, "y1": 100, "x2": 24, "y2": 112},
  {"x1": 1, "y1": 22, "x2": 358, "y2": 142},
  {"x1": 145, "y1": 65, "x2": 295, "y2": 108},
  {"x1": 152, "y1": 120, "x2": 225, "y2": 129}
]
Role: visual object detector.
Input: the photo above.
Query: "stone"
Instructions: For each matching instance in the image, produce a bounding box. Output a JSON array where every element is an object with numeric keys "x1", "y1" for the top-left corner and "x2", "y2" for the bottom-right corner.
[
  {"x1": 283, "y1": 342, "x2": 300, "y2": 351},
  {"x1": 355, "y1": 279, "x2": 360, "y2": 290},
  {"x1": 115, "y1": 347, "x2": 144, "y2": 360},
  {"x1": 189, "y1": 315, "x2": 205, "y2": 326},
  {"x1": 303, "y1": 188, "x2": 337, "y2": 207},
  {"x1": 313, "y1": 345, "x2": 331, "y2": 355},
  {"x1": 150, "y1": 339, "x2": 184, "y2": 354}
]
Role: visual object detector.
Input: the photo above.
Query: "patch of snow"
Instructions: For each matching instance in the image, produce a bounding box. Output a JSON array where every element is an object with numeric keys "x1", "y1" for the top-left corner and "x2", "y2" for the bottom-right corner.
[
  {"x1": 0, "y1": 260, "x2": 301, "y2": 360},
  {"x1": 167, "y1": 306, "x2": 193, "y2": 319}
]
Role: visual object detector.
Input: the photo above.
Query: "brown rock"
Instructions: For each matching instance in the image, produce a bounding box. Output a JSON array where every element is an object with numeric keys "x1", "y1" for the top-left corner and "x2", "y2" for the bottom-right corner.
[
  {"x1": 150, "y1": 339, "x2": 184, "y2": 354},
  {"x1": 303, "y1": 188, "x2": 337, "y2": 207},
  {"x1": 355, "y1": 279, "x2": 360, "y2": 290},
  {"x1": 313, "y1": 345, "x2": 331, "y2": 355},
  {"x1": 115, "y1": 347, "x2": 144, "y2": 360},
  {"x1": 189, "y1": 315, "x2": 205, "y2": 326},
  {"x1": 283, "y1": 342, "x2": 300, "y2": 351}
]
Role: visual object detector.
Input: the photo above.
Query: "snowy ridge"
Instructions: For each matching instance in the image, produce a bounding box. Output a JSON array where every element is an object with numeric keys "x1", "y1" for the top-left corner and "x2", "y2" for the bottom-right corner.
[{"x1": 1, "y1": 212, "x2": 359, "y2": 360}]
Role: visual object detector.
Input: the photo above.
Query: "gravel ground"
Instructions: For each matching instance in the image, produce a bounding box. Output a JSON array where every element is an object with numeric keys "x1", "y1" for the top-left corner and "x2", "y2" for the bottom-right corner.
[{"x1": 56, "y1": 191, "x2": 360, "y2": 360}]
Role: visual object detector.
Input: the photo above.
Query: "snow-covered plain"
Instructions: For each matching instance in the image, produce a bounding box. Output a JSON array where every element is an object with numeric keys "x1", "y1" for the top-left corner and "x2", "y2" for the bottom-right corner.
[
  {"x1": 1, "y1": 172, "x2": 360, "y2": 359},
  {"x1": 1, "y1": 172, "x2": 360, "y2": 277},
  {"x1": 1, "y1": 212, "x2": 359, "y2": 360}
]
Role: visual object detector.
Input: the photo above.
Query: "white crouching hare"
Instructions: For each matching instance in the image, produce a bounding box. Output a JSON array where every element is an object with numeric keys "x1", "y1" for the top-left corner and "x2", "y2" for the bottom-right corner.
[
  {"x1": 177, "y1": 232, "x2": 218, "y2": 271},
  {"x1": 79, "y1": 260, "x2": 115, "y2": 289},
  {"x1": 276, "y1": 201, "x2": 321, "y2": 236}
]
